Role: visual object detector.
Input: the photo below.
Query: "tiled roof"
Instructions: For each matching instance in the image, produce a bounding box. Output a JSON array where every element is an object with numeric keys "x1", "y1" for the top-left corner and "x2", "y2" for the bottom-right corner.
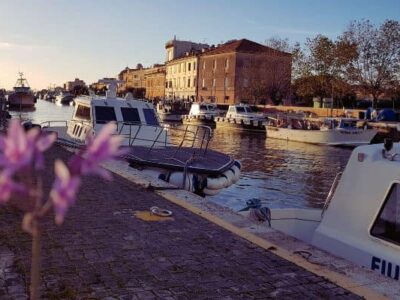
[{"x1": 202, "y1": 39, "x2": 291, "y2": 57}]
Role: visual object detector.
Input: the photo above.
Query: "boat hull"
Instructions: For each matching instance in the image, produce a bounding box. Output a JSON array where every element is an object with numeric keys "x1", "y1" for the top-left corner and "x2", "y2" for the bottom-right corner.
[
  {"x1": 216, "y1": 117, "x2": 266, "y2": 133},
  {"x1": 8, "y1": 92, "x2": 36, "y2": 108},
  {"x1": 266, "y1": 126, "x2": 377, "y2": 146}
]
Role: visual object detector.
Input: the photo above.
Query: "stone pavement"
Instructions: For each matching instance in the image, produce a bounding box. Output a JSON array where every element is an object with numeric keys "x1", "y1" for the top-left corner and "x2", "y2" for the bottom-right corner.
[{"x1": 0, "y1": 146, "x2": 362, "y2": 299}]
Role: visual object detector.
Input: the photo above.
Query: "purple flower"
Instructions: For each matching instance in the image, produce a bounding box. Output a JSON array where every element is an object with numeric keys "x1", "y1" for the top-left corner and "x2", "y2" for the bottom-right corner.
[
  {"x1": 0, "y1": 120, "x2": 38, "y2": 172},
  {"x1": 0, "y1": 170, "x2": 26, "y2": 203},
  {"x1": 50, "y1": 160, "x2": 80, "y2": 225},
  {"x1": 0, "y1": 120, "x2": 56, "y2": 172},
  {"x1": 69, "y1": 122, "x2": 125, "y2": 179}
]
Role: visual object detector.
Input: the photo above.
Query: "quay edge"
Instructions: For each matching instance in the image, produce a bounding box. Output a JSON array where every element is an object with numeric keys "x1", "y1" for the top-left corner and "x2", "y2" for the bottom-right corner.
[{"x1": 101, "y1": 158, "x2": 398, "y2": 300}]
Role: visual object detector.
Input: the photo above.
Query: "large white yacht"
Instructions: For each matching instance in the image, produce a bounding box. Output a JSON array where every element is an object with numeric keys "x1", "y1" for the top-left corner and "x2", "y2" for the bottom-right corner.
[
  {"x1": 42, "y1": 84, "x2": 241, "y2": 196},
  {"x1": 258, "y1": 140, "x2": 400, "y2": 281}
]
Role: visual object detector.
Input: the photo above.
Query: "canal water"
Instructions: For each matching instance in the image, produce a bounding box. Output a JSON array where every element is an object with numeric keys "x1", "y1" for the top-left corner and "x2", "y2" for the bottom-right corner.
[{"x1": 10, "y1": 100, "x2": 353, "y2": 212}]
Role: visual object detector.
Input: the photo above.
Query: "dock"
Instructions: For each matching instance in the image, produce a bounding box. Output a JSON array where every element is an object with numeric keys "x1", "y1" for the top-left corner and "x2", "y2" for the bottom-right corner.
[{"x1": 0, "y1": 145, "x2": 390, "y2": 299}]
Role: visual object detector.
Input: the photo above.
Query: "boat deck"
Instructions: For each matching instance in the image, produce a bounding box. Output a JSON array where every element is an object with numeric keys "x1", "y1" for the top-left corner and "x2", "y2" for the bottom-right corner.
[{"x1": 123, "y1": 145, "x2": 234, "y2": 175}]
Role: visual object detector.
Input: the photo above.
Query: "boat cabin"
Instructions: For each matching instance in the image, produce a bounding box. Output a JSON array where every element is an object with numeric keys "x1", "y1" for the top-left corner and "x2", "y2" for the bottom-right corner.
[
  {"x1": 67, "y1": 94, "x2": 166, "y2": 146},
  {"x1": 226, "y1": 104, "x2": 264, "y2": 121},
  {"x1": 188, "y1": 102, "x2": 218, "y2": 117}
]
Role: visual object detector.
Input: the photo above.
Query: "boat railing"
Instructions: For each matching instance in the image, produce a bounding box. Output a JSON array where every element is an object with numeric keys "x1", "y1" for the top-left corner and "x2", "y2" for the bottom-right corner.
[
  {"x1": 40, "y1": 120, "x2": 69, "y2": 128},
  {"x1": 321, "y1": 172, "x2": 343, "y2": 217},
  {"x1": 115, "y1": 121, "x2": 213, "y2": 156}
]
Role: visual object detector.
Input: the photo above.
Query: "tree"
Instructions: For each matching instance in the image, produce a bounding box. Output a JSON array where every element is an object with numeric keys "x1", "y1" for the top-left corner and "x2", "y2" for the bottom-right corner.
[{"x1": 341, "y1": 19, "x2": 400, "y2": 106}]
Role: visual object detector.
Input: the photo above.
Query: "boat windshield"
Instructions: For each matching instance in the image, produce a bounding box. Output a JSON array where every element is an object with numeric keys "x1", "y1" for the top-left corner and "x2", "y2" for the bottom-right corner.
[
  {"x1": 143, "y1": 108, "x2": 159, "y2": 126},
  {"x1": 370, "y1": 183, "x2": 400, "y2": 246},
  {"x1": 75, "y1": 105, "x2": 91, "y2": 120},
  {"x1": 236, "y1": 107, "x2": 246, "y2": 113},
  {"x1": 94, "y1": 106, "x2": 117, "y2": 124},
  {"x1": 121, "y1": 107, "x2": 141, "y2": 124}
]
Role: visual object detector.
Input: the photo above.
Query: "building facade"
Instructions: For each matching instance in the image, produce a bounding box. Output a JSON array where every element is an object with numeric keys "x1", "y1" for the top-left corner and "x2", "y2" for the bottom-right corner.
[
  {"x1": 64, "y1": 78, "x2": 86, "y2": 91},
  {"x1": 165, "y1": 54, "x2": 199, "y2": 100},
  {"x1": 118, "y1": 64, "x2": 146, "y2": 97},
  {"x1": 198, "y1": 39, "x2": 292, "y2": 105},
  {"x1": 144, "y1": 64, "x2": 166, "y2": 100},
  {"x1": 164, "y1": 38, "x2": 209, "y2": 100}
]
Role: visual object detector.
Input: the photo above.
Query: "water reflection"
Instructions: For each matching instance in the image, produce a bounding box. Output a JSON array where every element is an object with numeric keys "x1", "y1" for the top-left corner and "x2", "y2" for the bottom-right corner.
[
  {"x1": 17, "y1": 100, "x2": 353, "y2": 211},
  {"x1": 208, "y1": 128, "x2": 352, "y2": 211}
]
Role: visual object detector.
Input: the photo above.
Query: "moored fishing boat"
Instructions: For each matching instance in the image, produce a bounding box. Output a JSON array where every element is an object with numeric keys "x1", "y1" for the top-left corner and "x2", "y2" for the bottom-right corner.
[
  {"x1": 215, "y1": 103, "x2": 267, "y2": 133},
  {"x1": 182, "y1": 102, "x2": 220, "y2": 127},
  {"x1": 8, "y1": 72, "x2": 36, "y2": 108},
  {"x1": 41, "y1": 83, "x2": 241, "y2": 196},
  {"x1": 267, "y1": 116, "x2": 377, "y2": 146}
]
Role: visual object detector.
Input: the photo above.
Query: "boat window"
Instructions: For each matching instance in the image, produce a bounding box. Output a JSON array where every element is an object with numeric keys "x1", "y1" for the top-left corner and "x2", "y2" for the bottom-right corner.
[
  {"x1": 121, "y1": 107, "x2": 141, "y2": 124},
  {"x1": 75, "y1": 105, "x2": 91, "y2": 120},
  {"x1": 207, "y1": 105, "x2": 215, "y2": 111},
  {"x1": 370, "y1": 183, "x2": 400, "y2": 245},
  {"x1": 143, "y1": 108, "x2": 159, "y2": 126},
  {"x1": 200, "y1": 105, "x2": 208, "y2": 111},
  {"x1": 245, "y1": 107, "x2": 253, "y2": 113},
  {"x1": 236, "y1": 107, "x2": 246, "y2": 113},
  {"x1": 94, "y1": 106, "x2": 117, "y2": 124},
  {"x1": 78, "y1": 126, "x2": 83, "y2": 137}
]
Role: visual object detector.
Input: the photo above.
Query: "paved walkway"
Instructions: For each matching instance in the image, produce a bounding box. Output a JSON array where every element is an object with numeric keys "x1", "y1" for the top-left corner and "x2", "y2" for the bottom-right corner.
[{"x1": 0, "y1": 146, "x2": 361, "y2": 299}]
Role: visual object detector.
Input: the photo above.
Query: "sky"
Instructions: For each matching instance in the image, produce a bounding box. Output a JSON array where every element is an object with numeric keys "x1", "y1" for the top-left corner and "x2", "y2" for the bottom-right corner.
[{"x1": 0, "y1": 0, "x2": 399, "y2": 90}]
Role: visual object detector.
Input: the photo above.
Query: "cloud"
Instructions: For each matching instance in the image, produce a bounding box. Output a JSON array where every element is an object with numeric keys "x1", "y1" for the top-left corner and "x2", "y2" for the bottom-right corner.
[{"x1": 0, "y1": 42, "x2": 13, "y2": 48}]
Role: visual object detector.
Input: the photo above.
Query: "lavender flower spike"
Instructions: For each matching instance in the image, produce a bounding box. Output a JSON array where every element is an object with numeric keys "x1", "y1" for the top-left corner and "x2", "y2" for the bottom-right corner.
[
  {"x1": 50, "y1": 160, "x2": 80, "y2": 225},
  {"x1": 71, "y1": 122, "x2": 125, "y2": 179},
  {"x1": 0, "y1": 170, "x2": 26, "y2": 203}
]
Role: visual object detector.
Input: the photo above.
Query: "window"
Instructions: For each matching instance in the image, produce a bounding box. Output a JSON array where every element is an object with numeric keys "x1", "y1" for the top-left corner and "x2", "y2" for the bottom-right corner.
[
  {"x1": 121, "y1": 107, "x2": 141, "y2": 123},
  {"x1": 188, "y1": 63, "x2": 191, "y2": 71},
  {"x1": 213, "y1": 59, "x2": 217, "y2": 70},
  {"x1": 236, "y1": 107, "x2": 245, "y2": 113},
  {"x1": 143, "y1": 109, "x2": 159, "y2": 126},
  {"x1": 371, "y1": 183, "x2": 400, "y2": 245},
  {"x1": 225, "y1": 58, "x2": 229, "y2": 69},
  {"x1": 183, "y1": 77, "x2": 186, "y2": 88},
  {"x1": 243, "y1": 78, "x2": 249, "y2": 87},
  {"x1": 187, "y1": 78, "x2": 190, "y2": 87},
  {"x1": 75, "y1": 105, "x2": 91, "y2": 120},
  {"x1": 224, "y1": 77, "x2": 229, "y2": 87},
  {"x1": 202, "y1": 78, "x2": 205, "y2": 88},
  {"x1": 203, "y1": 61, "x2": 206, "y2": 69},
  {"x1": 194, "y1": 77, "x2": 196, "y2": 87},
  {"x1": 212, "y1": 78, "x2": 216, "y2": 87},
  {"x1": 178, "y1": 64, "x2": 181, "y2": 72},
  {"x1": 94, "y1": 106, "x2": 117, "y2": 124}
]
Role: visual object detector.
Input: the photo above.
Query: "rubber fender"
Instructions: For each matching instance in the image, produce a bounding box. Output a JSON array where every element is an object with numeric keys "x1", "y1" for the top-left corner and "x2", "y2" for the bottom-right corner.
[
  {"x1": 168, "y1": 172, "x2": 193, "y2": 192},
  {"x1": 206, "y1": 175, "x2": 229, "y2": 190},
  {"x1": 231, "y1": 165, "x2": 241, "y2": 183},
  {"x1": 203, "y1": 187, "x2": 222, "y2": 196},
  {"x1": 222, "y1": 169, "x2": 235, "y2": 186}
]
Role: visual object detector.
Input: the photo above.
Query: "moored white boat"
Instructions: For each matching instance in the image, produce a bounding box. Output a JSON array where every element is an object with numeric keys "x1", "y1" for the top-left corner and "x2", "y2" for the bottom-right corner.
[
  {"x1": 156, "y1": 100, "x2": 189, "y2": 122},
  {"x1": 55, "y1": 92, "x2": 74, "y2": 106},
  {"x1": 215, "y1": 103, "x2": 267, "y2": 133},
  {"x1": 247, "y1": 141, "x2": 400, "y2": 281},
  {"x1": 267, "y1": 117, "x2": 377, "y2": 146},
  {"x1": 182, "y1": 102, "x2": 219, "y2": 127},
  {"x1": 41, "y1": 84, "x2": 241, "y2": 196}
]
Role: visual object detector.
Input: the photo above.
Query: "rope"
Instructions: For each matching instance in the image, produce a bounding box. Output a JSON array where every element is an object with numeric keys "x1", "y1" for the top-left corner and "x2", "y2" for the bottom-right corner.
[{"x1": 150, "y1": 206, "x2": 173, "y2": 217}]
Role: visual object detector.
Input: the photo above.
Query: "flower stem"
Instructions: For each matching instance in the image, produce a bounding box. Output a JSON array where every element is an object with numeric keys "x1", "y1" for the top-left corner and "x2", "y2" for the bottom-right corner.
[{"x1": 30, "y1": 220, "x2": 41, "y2": 300}]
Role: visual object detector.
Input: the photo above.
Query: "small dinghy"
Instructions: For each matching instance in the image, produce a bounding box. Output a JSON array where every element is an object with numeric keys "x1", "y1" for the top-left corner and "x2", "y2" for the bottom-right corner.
[{"x1": 41, "y1": 82, "x2": 241, "y2": 196}]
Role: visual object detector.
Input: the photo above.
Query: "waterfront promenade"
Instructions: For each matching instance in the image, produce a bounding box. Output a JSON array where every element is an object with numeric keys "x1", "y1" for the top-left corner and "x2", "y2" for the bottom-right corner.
[{"x1": 0, "y1": 145, "x2": 363, "y2": 299}]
